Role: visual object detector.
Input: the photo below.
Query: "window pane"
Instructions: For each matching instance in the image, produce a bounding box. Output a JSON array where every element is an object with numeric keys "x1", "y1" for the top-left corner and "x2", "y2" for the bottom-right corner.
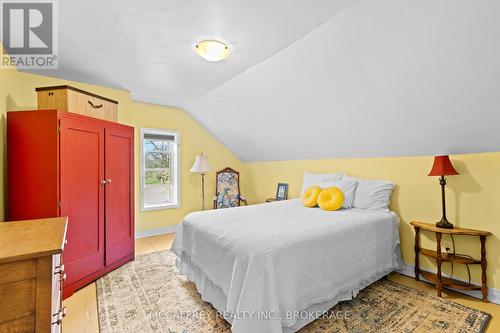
[
  {"x1": 144, "y1": 181, "x2": 173, "y2": 206},
  {"x1": 145, "y1": 169, "x2": 169, "y2": 184},
  {"x1": 145, "y1": 151, "x2": 170, "y2": 169},
  {"x1": 144, "y1": 139, "x2": 171, "y2": 152},
  {"x1": 142, "y1": 129, "x2": 178, "y2": 209}
]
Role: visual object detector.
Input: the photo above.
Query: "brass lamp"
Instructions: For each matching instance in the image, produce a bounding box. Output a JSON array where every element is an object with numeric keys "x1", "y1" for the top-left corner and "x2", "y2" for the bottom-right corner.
[
  {"x1": 428, "y1": 155, "x2": 459, "y2": 229},
  {"x1": 190, "y1": 153, "x2": 212, "y2": 210}
]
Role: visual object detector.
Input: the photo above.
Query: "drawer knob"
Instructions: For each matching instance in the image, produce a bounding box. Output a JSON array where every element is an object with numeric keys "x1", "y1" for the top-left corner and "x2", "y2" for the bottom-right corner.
[{"x1": 52, "y1": 307, "x2": 67, "y2": 325}]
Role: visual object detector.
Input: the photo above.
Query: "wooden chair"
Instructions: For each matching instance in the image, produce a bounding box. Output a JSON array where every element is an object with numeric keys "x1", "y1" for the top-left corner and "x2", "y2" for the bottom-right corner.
[{"x1": 213, "y1": 167, "x2": 247, "y2": 209}]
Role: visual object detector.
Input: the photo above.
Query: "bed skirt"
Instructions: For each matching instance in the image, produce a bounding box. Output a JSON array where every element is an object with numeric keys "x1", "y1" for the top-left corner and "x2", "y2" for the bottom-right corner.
[{"x1": 175, "y1": 247, "x2": 404, "y2": 333}]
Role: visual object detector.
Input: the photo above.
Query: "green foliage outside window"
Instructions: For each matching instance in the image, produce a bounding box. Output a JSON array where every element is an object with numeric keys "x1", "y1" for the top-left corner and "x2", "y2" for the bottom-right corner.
[{"x1": 144, "y1": 140, "x2": 172, "y2": 185}]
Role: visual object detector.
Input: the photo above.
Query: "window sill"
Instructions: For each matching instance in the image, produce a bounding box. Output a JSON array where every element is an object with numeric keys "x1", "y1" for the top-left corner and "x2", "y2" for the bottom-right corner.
[{"x1": 141, "y1": 203, "x2": 181, "y2": 212}]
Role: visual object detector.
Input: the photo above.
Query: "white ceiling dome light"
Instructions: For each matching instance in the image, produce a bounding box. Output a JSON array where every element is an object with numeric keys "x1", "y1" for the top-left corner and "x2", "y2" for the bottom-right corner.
[{"x1": 195, "y1": 40, "x2": 230, "y2": 62}]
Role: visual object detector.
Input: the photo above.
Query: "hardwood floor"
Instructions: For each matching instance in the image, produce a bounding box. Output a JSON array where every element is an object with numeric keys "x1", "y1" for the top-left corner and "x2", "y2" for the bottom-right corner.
[
  {"x1": 62, "y1": 233, "x2": 498, "y2": 332},
  {"x1": 62, "y1": 234, "x2": 176, "y2": 333},
  {"x1": 390, "y1": 274, "x2": 499, "y2": 332}
]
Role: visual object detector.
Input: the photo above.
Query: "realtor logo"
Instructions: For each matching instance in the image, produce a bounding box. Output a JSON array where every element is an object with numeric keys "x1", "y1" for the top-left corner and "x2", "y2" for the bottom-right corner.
[{"x1": 1, "y1": 0, "x2": 58, "y2": 69}]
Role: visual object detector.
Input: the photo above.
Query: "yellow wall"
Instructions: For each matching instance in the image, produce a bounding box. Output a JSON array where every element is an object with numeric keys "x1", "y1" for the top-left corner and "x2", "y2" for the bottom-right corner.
[
  {"x1": 0, "y1": 68, "x2": 8, "y2": 220},
  {"x1": 129, "y1": 102, "x2": 244, "y2": 231},
  {"x1": 0, "y1": 68, "x2": 245, "y2": 232},
  {"x1": 1, "y1": 67, "x2": 499, "y2": 291},
  {"x1": 245, "y1": 153, "x2": 500, "y2": 289}
]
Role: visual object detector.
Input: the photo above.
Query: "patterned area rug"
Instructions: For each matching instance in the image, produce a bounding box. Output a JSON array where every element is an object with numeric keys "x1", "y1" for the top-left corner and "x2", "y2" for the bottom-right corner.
[{"x1": 96, "y1": 251, "x2": 490, "y2": 333}]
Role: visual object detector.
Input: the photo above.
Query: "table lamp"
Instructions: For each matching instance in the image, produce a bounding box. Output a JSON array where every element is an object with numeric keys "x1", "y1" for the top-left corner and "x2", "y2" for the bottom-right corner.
[
  {"x1": 190, "y1": 153, "x2": 212, "y2": 210},
  {"x1": 428, "y1": 155, "x2": 459, "y2": 229}
]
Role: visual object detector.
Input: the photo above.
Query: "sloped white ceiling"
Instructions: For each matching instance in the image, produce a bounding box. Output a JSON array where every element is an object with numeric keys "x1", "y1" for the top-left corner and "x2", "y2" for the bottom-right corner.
[
  {"x1": 28, "y1": 0, "x2": 500, "y2": 162},
  {"x1": 189, "y1": 0, "x2": 500, "y2": 161},
  {"x1": 27, "y1": 0, "x2": 359, "y2": 107}
]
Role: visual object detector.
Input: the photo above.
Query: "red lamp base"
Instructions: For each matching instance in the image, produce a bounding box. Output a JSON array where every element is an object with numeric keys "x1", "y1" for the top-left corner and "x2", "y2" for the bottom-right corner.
[
  {"x1": 436, "y1": 218, "x2": 454, "y2": 229},
  {"x1": 434, "y1": 175, "x2": 454, "y2": 229}
]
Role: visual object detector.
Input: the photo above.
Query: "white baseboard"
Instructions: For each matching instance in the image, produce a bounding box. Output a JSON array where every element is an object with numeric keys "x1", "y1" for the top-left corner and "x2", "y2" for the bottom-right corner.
[
  {"x1": 397, "y1": 263, "x2": 500, "y2": 304},
  {"x1": 135, "y1": 225, "x2": 178, "y2": 239}
]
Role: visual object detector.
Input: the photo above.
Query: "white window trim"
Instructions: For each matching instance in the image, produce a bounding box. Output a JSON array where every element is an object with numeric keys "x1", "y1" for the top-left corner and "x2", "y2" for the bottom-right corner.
[{"x1": 140, "y1": 127, "x2": 181, "y2": 211}]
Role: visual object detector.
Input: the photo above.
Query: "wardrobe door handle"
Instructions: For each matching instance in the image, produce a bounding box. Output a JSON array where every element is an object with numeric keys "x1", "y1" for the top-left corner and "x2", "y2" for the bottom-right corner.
[
  {"x1": 100, "y1": 180, "x2": 107, "y2": 185},
  {"x1": 106, "y1": 179, "x2": 112, "y2": 184}
]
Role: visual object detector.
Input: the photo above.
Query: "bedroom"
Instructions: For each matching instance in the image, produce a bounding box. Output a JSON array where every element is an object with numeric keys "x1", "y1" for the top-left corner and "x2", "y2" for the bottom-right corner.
[{"x1": 0, "y1": 0, "x2": 499, "y2": 332}]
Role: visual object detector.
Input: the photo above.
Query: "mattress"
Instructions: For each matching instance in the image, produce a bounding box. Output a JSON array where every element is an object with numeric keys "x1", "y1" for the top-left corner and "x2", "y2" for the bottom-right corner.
[{"x1": 172, "y1": 199, "x2": 404, "y2": 333}]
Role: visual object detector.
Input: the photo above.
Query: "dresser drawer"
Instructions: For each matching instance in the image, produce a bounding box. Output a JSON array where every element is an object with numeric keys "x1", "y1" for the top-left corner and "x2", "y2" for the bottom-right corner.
[
  {"x1": 0, "y1": 259, "x2": 37, "y2": 284},
  {"x1": 0, "y1": 315, "x2": 35, "y2": 333},
  {"x1": 0, "y1": 217, "x2": 67, "y2": 333},
  {"x1": 0, "y1": 278, "x2": 37, "y2": 324}
]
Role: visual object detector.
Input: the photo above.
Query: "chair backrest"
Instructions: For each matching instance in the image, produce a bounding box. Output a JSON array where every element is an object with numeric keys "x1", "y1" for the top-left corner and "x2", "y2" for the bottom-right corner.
[{"x1": 215, "y1": 167, "x2": 241, "y2": 209}]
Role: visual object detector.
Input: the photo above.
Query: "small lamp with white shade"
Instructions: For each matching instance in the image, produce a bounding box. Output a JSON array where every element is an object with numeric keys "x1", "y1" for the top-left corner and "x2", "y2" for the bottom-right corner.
[{"x1": 190, "y1": 153, "x2": 212, "y2": 210}]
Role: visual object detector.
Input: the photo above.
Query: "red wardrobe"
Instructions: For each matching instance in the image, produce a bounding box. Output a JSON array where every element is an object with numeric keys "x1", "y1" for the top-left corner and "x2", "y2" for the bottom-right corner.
[{"x1": 7, "y1": 109, "x2": 135, "y2": 298}]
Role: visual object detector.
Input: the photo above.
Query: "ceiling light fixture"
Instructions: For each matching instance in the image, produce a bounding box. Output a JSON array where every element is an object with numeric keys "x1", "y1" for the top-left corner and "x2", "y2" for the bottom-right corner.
[{"x1": 195, "y1": 40, "x2": 230, "y2": 62}]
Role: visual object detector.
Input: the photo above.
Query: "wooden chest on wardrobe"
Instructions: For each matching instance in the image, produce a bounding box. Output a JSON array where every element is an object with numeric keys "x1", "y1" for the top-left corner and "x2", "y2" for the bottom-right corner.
[
  {"x1": 36, "y1": 85, "x2": 118, "y2": 122},
  {"x1": 7, "y1": 110, "x2": 135, "y2": 298},
  {"x1": 0, "y1": 217, "x2": 67, "y2": 333}
]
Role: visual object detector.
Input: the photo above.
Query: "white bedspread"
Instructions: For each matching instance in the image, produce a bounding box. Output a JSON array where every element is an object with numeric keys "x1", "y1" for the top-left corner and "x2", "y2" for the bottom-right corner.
[{"x1": 172, "y1": 199, "x2": 403, "y2": 333}]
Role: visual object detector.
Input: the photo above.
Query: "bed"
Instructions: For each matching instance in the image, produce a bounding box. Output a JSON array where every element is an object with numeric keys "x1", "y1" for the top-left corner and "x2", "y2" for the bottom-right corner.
[{"x1": 172, "y1": 199, "x2": 404, "y2": 333}]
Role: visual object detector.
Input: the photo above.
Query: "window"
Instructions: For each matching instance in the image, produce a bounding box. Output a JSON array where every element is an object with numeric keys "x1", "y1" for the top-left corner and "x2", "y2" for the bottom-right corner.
[{"x1": 141, "y1": 128, "x2": 180, "y2": 211}]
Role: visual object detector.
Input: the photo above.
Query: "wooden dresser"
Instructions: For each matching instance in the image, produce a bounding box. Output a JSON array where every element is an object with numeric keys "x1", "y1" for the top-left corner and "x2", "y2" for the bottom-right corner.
[{"x1": 0, "y1": 217, "x2": 67, "y2": 333}]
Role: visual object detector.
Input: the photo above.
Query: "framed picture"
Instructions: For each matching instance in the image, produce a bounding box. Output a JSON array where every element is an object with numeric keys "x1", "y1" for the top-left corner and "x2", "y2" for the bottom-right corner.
[{"x1": 276, "y1": 183, "x2": 289, "y2": 201}]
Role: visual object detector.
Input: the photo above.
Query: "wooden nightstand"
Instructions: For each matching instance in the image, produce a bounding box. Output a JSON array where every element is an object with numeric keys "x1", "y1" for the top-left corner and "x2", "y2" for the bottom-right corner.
[{"x1": 410, "y1": 221, "x2": 491, "y2": 302}]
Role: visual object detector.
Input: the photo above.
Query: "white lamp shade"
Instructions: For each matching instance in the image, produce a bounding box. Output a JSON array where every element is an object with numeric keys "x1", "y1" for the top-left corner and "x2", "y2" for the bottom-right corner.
[{"x1": 190, "y1": 154, "x2": 212, "y2": 174}]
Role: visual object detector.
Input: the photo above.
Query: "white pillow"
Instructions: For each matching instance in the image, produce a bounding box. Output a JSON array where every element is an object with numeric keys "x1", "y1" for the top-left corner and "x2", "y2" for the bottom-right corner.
[
  {"x1": 350, "y1": 178, "x2": 395, "y2": 212},
  {"x1": 317, "y1": 178, "x2": 358, "y2": 209},
  {"x1": 301, "y1": 172, "x2": 346, "y2": 196}
]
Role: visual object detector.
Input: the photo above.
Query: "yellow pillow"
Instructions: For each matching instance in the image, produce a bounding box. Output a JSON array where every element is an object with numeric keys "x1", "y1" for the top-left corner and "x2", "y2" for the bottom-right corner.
[
  {"x1": 317, "y1": 187, "x2": 344, "y2": 211},
  {"x1": 302, "y1": 185, "x2": 322, "y2": 207}
]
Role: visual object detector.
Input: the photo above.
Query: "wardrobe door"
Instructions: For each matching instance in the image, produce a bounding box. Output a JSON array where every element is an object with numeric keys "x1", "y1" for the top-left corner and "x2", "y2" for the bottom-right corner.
[
  {"x1": 105, "y1": 125, "x2": 135, "y2": 265},
  {"x1": 59, "y1": 117, "x2": 105, "y2": 286}
]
